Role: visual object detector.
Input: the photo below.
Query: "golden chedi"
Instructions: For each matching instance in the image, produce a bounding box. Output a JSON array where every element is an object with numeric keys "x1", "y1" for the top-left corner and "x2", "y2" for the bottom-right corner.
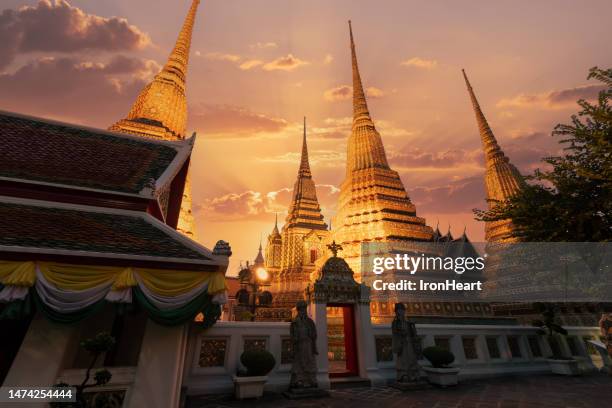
[
  {"x1": 109, "y1": 0, "x2": 201, "y2": 238},
  {"x1": 332, "y1": 21, "x2": 434, "y2": 281},
  {"x1": 462, "y1": 70, "x2": 525, "y2": 243}
]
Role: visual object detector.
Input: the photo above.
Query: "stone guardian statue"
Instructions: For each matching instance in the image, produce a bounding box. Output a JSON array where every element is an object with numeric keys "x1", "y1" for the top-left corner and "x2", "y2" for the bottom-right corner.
[
  {"x1": 289, "y1": 300, "x2": 318, "y2": 388},
  {"x1": 392, "y1": 303, "x2": 421, "y2": 383}
]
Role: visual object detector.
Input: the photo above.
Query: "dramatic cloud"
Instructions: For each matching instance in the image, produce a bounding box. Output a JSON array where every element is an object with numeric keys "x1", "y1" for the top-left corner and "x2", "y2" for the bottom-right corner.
[
  {"x1": 194, "y1": 184, "x2": 339, "y2": 222},
  {"x1": 496, "y1": 84, "x2": 605, "y2": 109},
  {"x1": 188, "y1": 104, "x2": 288, "y2": 137},
  {"x1": 0, "y1": 0, "x2": 150, "y2": 69},
  {"x1": 250, "y1": 42, "x2": 278, "y2": 50},
  {"x1": 323, "y1": 85, "x2": 386, "y2": 101},
  {"x1": 400, "y1": 57, "x2": 438, "y2": 70},
  {"x1": 0, "y1": 55, "x2": 157, "y2": 125},
  {"x1": 262, "y1": 54, "x2": 309, "y2": 71},
  {"x1": 239, "y1": 59, "x2": 263, "y2": 70},
  {"x1": 204, "y1": 52, "x2": 241, "y2": 62}
]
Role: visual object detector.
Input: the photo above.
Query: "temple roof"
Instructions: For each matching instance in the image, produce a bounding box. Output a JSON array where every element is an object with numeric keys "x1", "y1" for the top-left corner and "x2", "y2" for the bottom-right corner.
[
  {"x1": 0, "y1": 111, "x2": 193, "y2": 198},
  {"x1": 0, "y1": 196, "x2": 223, "y2": 270}
]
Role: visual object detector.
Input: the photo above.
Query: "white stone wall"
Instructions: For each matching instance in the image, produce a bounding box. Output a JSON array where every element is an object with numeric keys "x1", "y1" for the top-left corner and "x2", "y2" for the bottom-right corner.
[{"x1": 184, "y1": 321, "x2": 602, "y2": 396}]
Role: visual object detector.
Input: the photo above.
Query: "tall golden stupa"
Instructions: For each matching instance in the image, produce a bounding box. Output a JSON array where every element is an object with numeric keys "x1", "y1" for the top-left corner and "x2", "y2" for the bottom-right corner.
[
  {"x1": 331, "y1": 21, "x2": 434, "y2": 280},
  {"x1": 462, "y1": 70, "x2": 524, "y2": 243},
  {"x1": 109, "y1": 0, "x2": 200, "y2": 238}
]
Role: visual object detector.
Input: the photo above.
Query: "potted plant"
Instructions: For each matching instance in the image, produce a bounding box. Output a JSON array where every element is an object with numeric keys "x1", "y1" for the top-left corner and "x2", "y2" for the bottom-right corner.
[
  {"x1": 233, "y1": 349, "x2": 276, "y2": 399},
  {"x1": 422, "y1": 346, "x2": 459, "y2": 387},
  {"x1": 532, "y1": 303, "x2": 579, "y2": 376},
  {"x1": 50, "y1": 332, "x2": 117, "y2": 408}
]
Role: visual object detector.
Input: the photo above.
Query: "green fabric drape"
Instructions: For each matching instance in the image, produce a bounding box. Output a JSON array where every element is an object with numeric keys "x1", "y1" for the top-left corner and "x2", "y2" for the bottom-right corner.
[
  {"x1": 1, "y1": 288, "x2": 221, "y2": 327},
  {"x1": 133, "y1": 287, "x2": 221, "y2": 327},
  {"x1": 32, "y1": 290, "x2": 106, "y2": 324}
]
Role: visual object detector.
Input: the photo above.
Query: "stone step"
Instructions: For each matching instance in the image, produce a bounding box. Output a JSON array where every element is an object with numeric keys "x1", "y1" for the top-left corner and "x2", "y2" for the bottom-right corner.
[{"x1": 330, "y1": 376, "x2": 372, "y2": 389}]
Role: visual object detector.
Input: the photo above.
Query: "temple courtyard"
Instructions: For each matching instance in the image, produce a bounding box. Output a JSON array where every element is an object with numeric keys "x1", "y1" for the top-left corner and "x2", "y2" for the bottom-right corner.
[{"x1": 186, "y1": 373, "x2": 612, "y2": 408}]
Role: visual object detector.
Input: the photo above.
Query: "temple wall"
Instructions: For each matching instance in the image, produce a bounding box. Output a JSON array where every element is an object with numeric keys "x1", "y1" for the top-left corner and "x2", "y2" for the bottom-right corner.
[{"x1": 183, "y1": 321, "x2": 602, "y2": 396}]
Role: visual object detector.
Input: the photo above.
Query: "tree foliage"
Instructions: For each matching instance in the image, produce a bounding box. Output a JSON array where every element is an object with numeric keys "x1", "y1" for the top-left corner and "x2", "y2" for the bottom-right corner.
[{"x1": 475, "y1": 67, "x2": 612, "y2": 242}]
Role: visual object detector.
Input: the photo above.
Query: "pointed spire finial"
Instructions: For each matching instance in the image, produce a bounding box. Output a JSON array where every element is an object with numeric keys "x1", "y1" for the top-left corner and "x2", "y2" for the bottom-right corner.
[
  {"x1": 298, "y1": 116, "x2": 311, "y2": 176},
  {"x1": 462, "y1": 69, "x2": 503, "y2": 162},
  {"x1": 349, "y1": 20, "x2": 372, "y2": 125}
]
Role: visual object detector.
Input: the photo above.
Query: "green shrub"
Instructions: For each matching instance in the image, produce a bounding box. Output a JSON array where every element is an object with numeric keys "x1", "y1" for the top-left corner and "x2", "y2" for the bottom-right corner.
[
  {"x1": 423, "y1": 346, "x2": 455, "y2": 368},
  {"x1": 240, "y1": 349, "x2": 276, "y2": 376}
]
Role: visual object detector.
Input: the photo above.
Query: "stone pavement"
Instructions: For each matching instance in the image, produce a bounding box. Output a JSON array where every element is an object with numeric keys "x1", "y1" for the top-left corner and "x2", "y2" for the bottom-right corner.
[{"x1": 186, "y1": 373, "x2": 612, "y2": 408}]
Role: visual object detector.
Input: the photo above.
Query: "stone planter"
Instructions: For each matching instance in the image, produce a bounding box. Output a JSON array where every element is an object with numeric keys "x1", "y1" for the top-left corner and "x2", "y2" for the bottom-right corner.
[
  {"x1": 547, "y1": 359, "x2": 580, "y2": 376},
  {"x1": 233, "y1": 375, "x2": 268, "y2": 399},
  {"x1": 423, "y1": 366, "x2": 460, "y2": 387}
]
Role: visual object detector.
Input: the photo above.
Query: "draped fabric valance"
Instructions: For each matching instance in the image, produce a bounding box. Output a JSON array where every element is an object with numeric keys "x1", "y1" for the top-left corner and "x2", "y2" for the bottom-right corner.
[{"x1": 0, "y1": 260, "x2": 227, "y2": 326}]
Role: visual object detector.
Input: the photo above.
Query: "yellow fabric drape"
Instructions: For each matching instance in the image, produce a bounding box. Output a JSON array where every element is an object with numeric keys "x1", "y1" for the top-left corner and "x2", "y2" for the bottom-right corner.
[
  {"x1": 0, "y1": 261, "x2": 36, "y2": 286},
  {"x1": 112, "y1": 267, "x2": 137, "y2": 290},
  {"x1": 1, "y1": 260, "x2": 226, "y2": 296},
  {"x1": 136, "y1": 269, "x2": 226, "y2": 297},
  {"x1": 40, "y1": 262, "x2": 121, "y2": 290}
]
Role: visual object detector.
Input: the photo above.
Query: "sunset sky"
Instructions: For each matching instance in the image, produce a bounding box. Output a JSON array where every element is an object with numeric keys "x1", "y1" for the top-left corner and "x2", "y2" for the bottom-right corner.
[{"x1": 1, "y1": 0, "x2": 611, "y2": 274}]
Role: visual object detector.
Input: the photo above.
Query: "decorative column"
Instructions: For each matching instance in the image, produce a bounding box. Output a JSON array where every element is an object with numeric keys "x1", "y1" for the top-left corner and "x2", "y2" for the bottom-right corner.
[
  {"x1": 2, "y1": 314, "x2": 77, "y2": 408},
  {"x1": 126, "y1": 320, "x2": 188, "y2": 408},
  {"x1": 308, "y1": 301, "x2": 330, "y2": 390},
  {"x1": 353, "y1": 284, "x2": 385, "y2": 386}
]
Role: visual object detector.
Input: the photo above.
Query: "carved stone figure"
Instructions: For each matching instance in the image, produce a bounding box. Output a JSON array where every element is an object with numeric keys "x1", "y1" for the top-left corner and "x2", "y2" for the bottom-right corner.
[
  {"x1": 289, "y1": 300, "x2": 318, "y2": 388},
  {"x1": 600, "y1": 313, "x2": 612, "y2": 373},
  {"x1": 392, "y1": 303, "x2": 420, "y2": 382}
]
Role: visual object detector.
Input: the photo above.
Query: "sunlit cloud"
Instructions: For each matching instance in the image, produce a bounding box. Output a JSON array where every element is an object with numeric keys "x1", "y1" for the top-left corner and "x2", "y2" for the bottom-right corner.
[
  {"x1": 400, "y1": 57, "x2": 438, "y2": 70},
  {"x1": 194, "y1": 184, "x2": 339, "y2": 222},
  {"x1": 262, "y1": 54, "x2": 309, "y2": 71},
  {"x1": 496, "y1": 84, "x2": 605, "y2": 110},
  {"x1": 0, "y1": 0, "x2": 150, "y2": 69},
  {"x1": 239, "y1": 59, "x2": 263, "y2": 70}
]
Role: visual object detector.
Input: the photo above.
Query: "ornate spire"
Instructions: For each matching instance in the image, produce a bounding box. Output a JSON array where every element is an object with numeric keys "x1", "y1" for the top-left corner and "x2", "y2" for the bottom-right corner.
[
  {"x1": 299, "y1": 117, "x2": 311, "y2": 176},
  {"x1": 109, "y1": 0, "x2": 200, "y2": 140},
  {"x1": 284, "y1": 117, "x2": 327, "y2": 231},
  {"x1": 254, "y1": 238, "x2": 264, "y2": 266},
  {"x1": 346, "y1": 21, "x2": 389, "y2": 172},
  {"x1": 462, "y1": 69, "x2": 525, "y2": 241},
  {"x1": 271, "y1": 213, "x2": 280, "y2": 236},
  {"x1": 349, "y1": 21, "x2": 371, "y2": 126}
]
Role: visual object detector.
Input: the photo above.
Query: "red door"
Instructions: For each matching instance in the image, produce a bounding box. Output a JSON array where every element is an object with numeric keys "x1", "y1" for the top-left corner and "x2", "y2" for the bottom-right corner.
[{"x1": 328, "y1": 304, "x2": 358, "y2": 377}]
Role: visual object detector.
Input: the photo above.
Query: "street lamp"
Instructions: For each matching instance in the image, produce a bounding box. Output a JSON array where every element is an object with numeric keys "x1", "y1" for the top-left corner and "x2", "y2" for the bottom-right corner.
[{"x1": 236, "y1": 262, "x2": 272, "y2": 321}]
